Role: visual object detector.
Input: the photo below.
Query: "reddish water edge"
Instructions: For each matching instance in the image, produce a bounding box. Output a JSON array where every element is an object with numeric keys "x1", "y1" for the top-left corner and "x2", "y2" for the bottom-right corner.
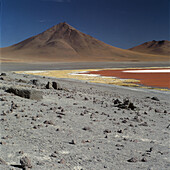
[{"x1": 84, "y1": 68, "x2": 170, "y2": 89}]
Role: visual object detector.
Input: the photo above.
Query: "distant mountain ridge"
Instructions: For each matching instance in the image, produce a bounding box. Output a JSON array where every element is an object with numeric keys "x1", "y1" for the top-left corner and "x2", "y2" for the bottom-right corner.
[
  {"x1": 129, "y1": 40, "x2": 170, "y2": 56},
  {"x1": 1, "y1": 22, "x2": 169, "y2": 62}
]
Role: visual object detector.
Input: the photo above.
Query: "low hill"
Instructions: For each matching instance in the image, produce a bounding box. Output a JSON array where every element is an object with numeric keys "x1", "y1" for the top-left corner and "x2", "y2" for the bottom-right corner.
[{"x1": 129, "y1": 40, "x2": 170, "y2": 56}]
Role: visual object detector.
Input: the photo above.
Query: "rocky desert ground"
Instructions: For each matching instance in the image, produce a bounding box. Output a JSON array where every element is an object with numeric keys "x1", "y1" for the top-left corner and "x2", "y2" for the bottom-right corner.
[{"x1": 0, "y1": 70, "x2": 169, "y2": 170}]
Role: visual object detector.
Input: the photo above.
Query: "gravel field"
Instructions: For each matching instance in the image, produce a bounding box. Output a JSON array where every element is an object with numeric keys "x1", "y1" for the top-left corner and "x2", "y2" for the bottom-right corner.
[{"x1": 0, "y1": 69, "x2": 169, "y2": 170}]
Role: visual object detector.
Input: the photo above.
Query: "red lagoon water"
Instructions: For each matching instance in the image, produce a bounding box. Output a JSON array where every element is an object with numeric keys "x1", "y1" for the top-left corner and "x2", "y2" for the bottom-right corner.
[{"x1": 84, "y1": 68, "x2": 170, "y2": 89}]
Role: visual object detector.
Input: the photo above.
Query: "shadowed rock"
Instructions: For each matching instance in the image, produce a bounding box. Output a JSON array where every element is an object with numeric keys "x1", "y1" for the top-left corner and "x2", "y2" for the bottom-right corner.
[
  {"x1": 46, "y1": 81, "x2": 62, "y2": 90},
  {"x1": 5, "y1": 86, "x2": 43, "y2": 100},
  {"x1": 46, "y1": 81, "x2": 53, "y2": 89},
  {"x1": 20, "y1": 156, "x2": 32, "y2": 169},
  {"x1": 52, "y1": 81, "x2": 62, "y2": 90}
]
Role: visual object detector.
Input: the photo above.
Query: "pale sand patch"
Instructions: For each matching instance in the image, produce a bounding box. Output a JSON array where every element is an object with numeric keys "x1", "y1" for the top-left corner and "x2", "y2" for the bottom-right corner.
[{"x1": 22, "y1": 71, "x2": 48, "y2": 73}]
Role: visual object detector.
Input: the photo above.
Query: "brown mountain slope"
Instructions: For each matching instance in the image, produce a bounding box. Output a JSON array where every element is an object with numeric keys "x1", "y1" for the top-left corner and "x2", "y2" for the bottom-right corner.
[
  {"x1": 129, "y1": 40, "x2": 170, "y2": 56},
  {"x1": 1, "y1": 22, "x2": 169, "y2": 62}
]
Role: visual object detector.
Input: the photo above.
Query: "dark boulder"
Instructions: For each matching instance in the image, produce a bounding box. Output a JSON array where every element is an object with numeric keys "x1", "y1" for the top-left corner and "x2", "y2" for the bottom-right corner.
[
  {"x1": 5, "y1": 86, "x2": 43, "y2": 100},
  {"x1": 45, "y1": 81, "x2": 53, "y2": 89},
  {"x1": 52, "y1": 81, "x2": 62, "y2": 90}
]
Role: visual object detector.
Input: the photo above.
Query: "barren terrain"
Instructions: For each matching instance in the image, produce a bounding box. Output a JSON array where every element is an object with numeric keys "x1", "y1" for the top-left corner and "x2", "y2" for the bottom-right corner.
[{"x1": 0, "y1": 70, "x2": 169, "y2": 170}]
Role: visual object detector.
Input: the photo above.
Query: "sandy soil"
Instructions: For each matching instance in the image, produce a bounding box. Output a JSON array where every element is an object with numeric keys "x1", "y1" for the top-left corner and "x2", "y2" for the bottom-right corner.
[{"x1": 0, "y1": 71, "x2": 170, "y2": 170}]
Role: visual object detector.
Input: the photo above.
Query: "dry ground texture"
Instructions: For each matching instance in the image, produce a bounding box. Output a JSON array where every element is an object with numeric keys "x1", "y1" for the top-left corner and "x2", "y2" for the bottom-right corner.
[{"x1": 0, "y1": 71, "x2": 170, "y2": 170}]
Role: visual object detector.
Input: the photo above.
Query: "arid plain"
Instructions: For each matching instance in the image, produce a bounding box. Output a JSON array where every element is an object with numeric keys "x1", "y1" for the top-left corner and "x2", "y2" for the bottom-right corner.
[{"x1": 0, "y1": 22, "x2": 170, "y2": 170}]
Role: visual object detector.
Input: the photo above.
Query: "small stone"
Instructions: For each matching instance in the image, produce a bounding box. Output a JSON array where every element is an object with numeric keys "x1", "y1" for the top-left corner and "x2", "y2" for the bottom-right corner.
[
  {"x1": 0, "y1": 141, "x2": 6, "y2": 145},
  {"x1": 84, "y1": 97, "x2": 89, "y2": 101},
  {"x1": 151, "y1": 97, "x2": 159, "y2": 101},
  {"x1": 128, "y1": 102, "x2": 136, "y2": 110},
  {"x1": 31, "y1": 79, "x2": 39, "y2": 86},
  {"x1": 117, "y1": 129, "x2": 123, "y2": 133},
  {"x1": 43, "y1": 120, "x2": 54, "y2": 125},
  {"x1": 69, "y1": 140, "x2": 76, "y2": 145},
  {"x1": 82, "y1": 126, "x2": 92, "y2": 131},
  {"x1": 141, "y1": 157, "x2": 147, "y2": 162},
  {"x1": 20, "y1": 156, "x2": 32, "y2": 168},
  {"x1": 155, "y1": 109, "x2": 161, "y2": 113},
  {"x1": 0, "y1": 73, "x2": 7, "y2": 76},
  {"x1": 115, "y1": 144, "x2": 124, "y2": 147},
  {"x1": 122, "y1": 120, "x2": 127, "y2": 123},
  {"x1": 50, "y1": 153, "x2": 57, "y2": 158},
  {"x1": 127, "y1": 157, "x2": 138, "y2": 162},
  {"x1": 18, "y1": 151, "x2": 24, "y2": 155},
  {"x1": 103, "y1": 129, "x2": 111, "y2": 133},
  {"x1": 15, "y1": 114, "x2": 20, "y2": 119},
  {"x1": 58, "y1": 159, "x2": 65, "y2": 164},
  {"x1": 114, "y1": 99, "x2": 121, "y2": 104},
  {"x1": 133, "y1": 116, "x2": 142, "y2": 122},
  {"x1": 81, "y1": 139, "x2": 91, "y2": 143},
  {"x1": 123, "y1": 99, "x2": 130, "y2": 105},
  {"x1": 146, "y1": 147, "x2": 153, "y2": 152},
  {"x1": 139, "y1": 122, "x2": 148, "y2": 126}
]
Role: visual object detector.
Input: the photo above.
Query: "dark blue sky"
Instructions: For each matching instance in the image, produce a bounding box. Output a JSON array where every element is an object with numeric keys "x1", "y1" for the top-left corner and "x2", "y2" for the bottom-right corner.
[{"x1": 0, "y1": 0, "x2": 169, "y2": 49}]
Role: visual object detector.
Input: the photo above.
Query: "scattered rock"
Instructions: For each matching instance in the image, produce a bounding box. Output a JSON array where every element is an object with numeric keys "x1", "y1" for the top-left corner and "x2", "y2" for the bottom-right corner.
[
  {"x1": 69, "y1": 140, "x2": 76, "y2": 145},
  {"x1": 146, "y1": 147, "x2": 153, "y2": 152},
  {"x1": 127, "y1": 157, "x2": 138, "y2": 162},
  {"x1": 151, "y1": 97, "x2": 159, "y2": 101},
  {"x1": 82, "y1": 126, "x2": 92, "y2": 131},
  {"x1": 58, "y1": 159, "x2": 65, "y2": 164},
  {"x1": 115, "y1": 144, "x2": 124, "y2": 147},
  {"x1": 46, "y1": 81, "x2": 62, "y2": 90},
  {"x1": 117, "y1": 129, "x2": 123, "y2": 133},
  {"x1": 0, "y1": 73, "x2": 7, "y2": 76},
  {"x1": 81, "y1": 140, "x2": 91, "y2": 143},
  {"x1": 30, "y1": 79, "x2": 39, "y2": 86},
  {"x1": 132, "y1": 116, "x2": 142, "y2": 122},
  {"x1": 18, "y1": 151, "x2": 24, "y2": 155},
  {"x1": 0, "y1": 141, "x2": 6, "y2": 145},
  {"x1": 20, "y1": 156, "x2": 32, "y2": 169},
  {"x1": 128, "y1": 102, "x2": 136, "y2": 110},
  {"x1": 50, "y1": 153, "x2": 57, "y2": 158},
  {"x1": 52, "y1": 81, "x2": 62, "y2": 90},
  {"x1": 114, "y1": 99, "x2": 136, "y2": 110},
  {"x1": 114, "y1": 99, "x2": 121, "y2": 104},
  {"x1": 122, "y1": 119, "x2": 128, "y2": 123},
  {"x1": 43, "y1": 120, "x2": 54, "y2": 125},
  {"x1": 46, "y1": 82, "x2": 53, "y2": 89},
  {"x1": 103, "y1": 129, "x2": 111, "y2": 133},
  {"x1": 84, "y1": 97, "x2": 89, "y2": 101},
  {"x1": 141, "y1": 157, "x2": 147, "y2": 162},
  {"x1": 155, "y1": 109, "x2": 161, "y2": 113},
  {"x1": 164, "y1": 110, "x2": 167, "y2": 113},
  {"x1": 139, "y1": 122, "x2": 148, "y2": 126}
]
